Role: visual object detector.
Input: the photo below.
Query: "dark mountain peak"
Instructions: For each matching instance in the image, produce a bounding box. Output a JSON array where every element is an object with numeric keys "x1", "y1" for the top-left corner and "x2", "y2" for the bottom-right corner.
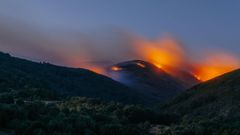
[
  {"x1": 106, "y1": 60, "x2": 186, "y2": 102},
  {"x1": 108, "y1": 59, "x2": 200, "y2": 88},
  {"x1": 108, "y1": 60, "x2": 170, "y2": 77},
  {"x1": 111, "y1": 60, "x2": 158, "y2": 69}
]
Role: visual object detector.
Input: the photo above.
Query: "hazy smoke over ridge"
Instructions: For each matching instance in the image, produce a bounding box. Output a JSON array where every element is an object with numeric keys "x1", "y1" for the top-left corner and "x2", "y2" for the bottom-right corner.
[
  {"x1": 0, "y1": 16, "x2": 138, "y2": 66},
  {"x1": 0, "y1": 17, "x2": 239, "y2": 80}
]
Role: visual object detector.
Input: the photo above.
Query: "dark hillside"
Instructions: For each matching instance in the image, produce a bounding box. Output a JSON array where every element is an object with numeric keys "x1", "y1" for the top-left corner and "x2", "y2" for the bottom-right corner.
[
  {"x1": 106, "y1": 60, "x2": 189, "y2": 102},
  {"x1": 0, "y1": 52, "x2": 149, "y2": 104},
  {"x1": 155, "y1": 69, "x2": 240, "y2": 135},
  {"x1": 162, "y1": 69, "x2": 240, "y2": 116}
]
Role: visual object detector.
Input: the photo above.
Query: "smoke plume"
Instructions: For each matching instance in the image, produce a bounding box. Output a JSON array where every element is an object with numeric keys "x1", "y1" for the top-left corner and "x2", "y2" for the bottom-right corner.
[{"x1": 0, "y1": 17, "x2": 239, "y2": 80}]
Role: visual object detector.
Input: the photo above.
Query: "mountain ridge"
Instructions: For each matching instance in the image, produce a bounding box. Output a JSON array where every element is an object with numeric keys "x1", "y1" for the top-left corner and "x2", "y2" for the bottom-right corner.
[
  {"x1": 106, "y1": 60, "x2": 199, "y2": 102},
  {"x1": 0, "y1": 52, "x2": 152, "y2": 104}
]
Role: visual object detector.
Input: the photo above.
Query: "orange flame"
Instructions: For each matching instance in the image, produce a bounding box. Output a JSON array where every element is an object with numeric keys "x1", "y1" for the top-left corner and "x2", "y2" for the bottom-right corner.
[
  {"x1": 136, "y1": 62, "x2": 146, "y2": 68},
  {"x1": 133, "y1": 37, "x2": 240, "y2": 81},
  {"x1": 134, "y1": 37, "x2": 186, "y2": 70},
  {"x1": 89, "y1": 67, "x2": 105, "y2": 74},
  {"x1": 193, "y1": 53, "x2": 240, "y2": 81},
  {"x1": 111, "y1": 66, "x2": 122, "y2": 71},
  {"x1": 190, "y1": 72, "x2": 202, "y2": 81},
  {"x1": 65, "y1": 35, "x2": 239, "y2": 82}
]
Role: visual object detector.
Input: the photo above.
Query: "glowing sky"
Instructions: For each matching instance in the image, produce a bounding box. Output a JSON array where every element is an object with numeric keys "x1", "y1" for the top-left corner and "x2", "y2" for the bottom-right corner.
[{"x1": 0, "y1": 0, "x2": 240, "y2": 68}]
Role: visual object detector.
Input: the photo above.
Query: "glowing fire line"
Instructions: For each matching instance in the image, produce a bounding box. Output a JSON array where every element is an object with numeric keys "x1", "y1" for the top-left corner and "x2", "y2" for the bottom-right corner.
[
  {"x1": 133, "y1": 37, "x2": 240, "y2": 81},
  {"x1": 111, "y1": 66, "x2": 122, "y2": 71}
]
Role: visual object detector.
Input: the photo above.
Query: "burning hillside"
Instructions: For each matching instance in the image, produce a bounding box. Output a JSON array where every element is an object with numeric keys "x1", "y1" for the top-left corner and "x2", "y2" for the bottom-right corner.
[
  {"x1": 131, "y1": 37, "x2": 240, "y2": 81},
  {"x1": 73, "y1": 35, "x2": 239, "y2": 82},
  {"x1": 1, "y1": 19, "x2": 238, "y2": 81},
  {"x1": 106, "y1": 60, "x2": 189, "y2": 102}
]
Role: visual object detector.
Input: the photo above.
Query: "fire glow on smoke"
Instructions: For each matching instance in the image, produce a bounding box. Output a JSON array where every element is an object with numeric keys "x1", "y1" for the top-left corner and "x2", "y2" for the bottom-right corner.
[
  {"x1": 136, "y1": 62, "x2": 146, "y2": 68},
  {"x1": 86, "y1": 36, "x2": 240, "y2": 81},
  {"x1": 111, "y1": 66, "x2": 122, "y2": 71},
  {"x1": 1, "y1": 17, "x2": 238, "y2": 81},
  {"x1": 132, "y1": 37, "x2": 240, "y2": 81}
]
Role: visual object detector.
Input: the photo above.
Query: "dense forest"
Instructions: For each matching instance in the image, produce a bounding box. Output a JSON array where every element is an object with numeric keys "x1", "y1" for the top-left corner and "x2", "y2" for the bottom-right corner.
[{"x1": 0, "y1": 95, "x2": 179, "y2": 135}]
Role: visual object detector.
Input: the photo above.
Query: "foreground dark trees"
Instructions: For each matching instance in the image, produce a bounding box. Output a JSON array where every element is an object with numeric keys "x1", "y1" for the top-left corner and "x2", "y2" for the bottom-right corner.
[{"x1": 0, "y1": 96, "x2": 180, "y2": 135}]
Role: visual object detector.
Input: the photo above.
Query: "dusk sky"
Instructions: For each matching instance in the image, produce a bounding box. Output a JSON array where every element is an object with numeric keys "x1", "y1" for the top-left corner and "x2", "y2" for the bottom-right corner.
[{"x1": 0, "y1": 0, "x2": 240, "y2": 69}]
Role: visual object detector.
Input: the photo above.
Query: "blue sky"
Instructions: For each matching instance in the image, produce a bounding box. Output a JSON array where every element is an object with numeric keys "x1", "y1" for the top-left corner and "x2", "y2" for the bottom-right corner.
[{"x1": 0, "y1": 0, "x2": 239, "y2": 64}]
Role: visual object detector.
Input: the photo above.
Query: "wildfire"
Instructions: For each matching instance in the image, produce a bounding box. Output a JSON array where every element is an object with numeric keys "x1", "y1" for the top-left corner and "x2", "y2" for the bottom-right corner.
[
  {"x1": 111, "y1": 66, "x2": 122, "y2": 71},
  {"x1": 154, "y1": 64, "x2": 163, "y2": 69},
  {"x1": 134, "y1": 37, "x2": 186, "y2": 71},
  {"x1": 133, "y1": 37, "x2": 240, "y2": 81},
  {"x1": 136, "y1": 62, "x2": 146, "y2": 68},
  {"x1": 193, "y1": 53, "x2": 240, "y2": 81},
  {"x1": 190, "y1": 72, "x2": 202, "y2": 81},
  {"x1": 90, "y1": 67, "x2": 105, "y2": 74},
  {"x1": 68, "y1": 35, "x2": 239, "y2": 82}
]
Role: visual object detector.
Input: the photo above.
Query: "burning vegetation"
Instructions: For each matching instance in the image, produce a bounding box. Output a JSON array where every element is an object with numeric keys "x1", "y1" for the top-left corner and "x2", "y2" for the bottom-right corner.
[
  {"x1": 134, "y1": 37, "x2": 185, "y2": 69},
  {"x1": 136, "y1": 62, "x2": 146, "y2": 68},
  {"x1": 192, "y1": 53, "x2": 240, "y2": 81},
  {"x1": 131, "y1": 37, "x2": 240, "y2": 81},
  {"x1": 110, "y1": 62, "x2": 146, "y2": 72},
  {"x1": 111, "y1": 66, "x2": 122, "y2": 71},
  {"x1": 69, "y1": 35, "x2": 239, "y2": 82}
]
